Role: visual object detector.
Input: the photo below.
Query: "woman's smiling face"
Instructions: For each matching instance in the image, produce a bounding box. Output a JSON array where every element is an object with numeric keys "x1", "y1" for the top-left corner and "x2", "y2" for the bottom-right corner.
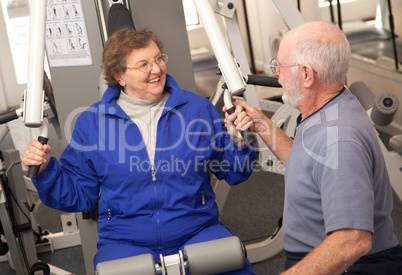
[{"x1": 118, "y1": 41, "x2": 167, "y2": 101}]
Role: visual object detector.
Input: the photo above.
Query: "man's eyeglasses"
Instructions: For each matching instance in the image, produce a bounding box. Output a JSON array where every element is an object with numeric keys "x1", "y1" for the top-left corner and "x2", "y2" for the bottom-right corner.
[
  {"x1": 269, "y1": 58, "x2": 301, "y2": 74},
  {"x1": 127, "y1": 54, "x2": 168, "y2": 73}
]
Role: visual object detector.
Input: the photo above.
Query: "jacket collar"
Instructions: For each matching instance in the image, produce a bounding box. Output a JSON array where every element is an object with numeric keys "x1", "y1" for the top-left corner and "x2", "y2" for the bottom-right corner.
[{"x1": 99, "y1": 74, "x2": 189, "y2": 117}]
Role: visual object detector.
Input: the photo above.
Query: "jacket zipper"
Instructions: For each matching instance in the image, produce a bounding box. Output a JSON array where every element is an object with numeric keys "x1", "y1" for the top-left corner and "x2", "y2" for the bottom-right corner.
[
  {"x1": 152, "y1": 166, "x2": 157, "y2": 182},
  {"x1": 151, "y1": 104, "x2": 171, "y2": 251},
  {"x1": 152, "y1": 165, "x2": 161, "y2": 250},
  {"x1": 153, "y1": 115, "x2": 162, "y2": 250}
]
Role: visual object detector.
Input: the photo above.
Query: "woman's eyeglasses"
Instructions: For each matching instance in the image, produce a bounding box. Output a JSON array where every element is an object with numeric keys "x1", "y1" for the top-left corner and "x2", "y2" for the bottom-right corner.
[{"x1": 127, "y1": 54, "x2": 168, "y2": 73}]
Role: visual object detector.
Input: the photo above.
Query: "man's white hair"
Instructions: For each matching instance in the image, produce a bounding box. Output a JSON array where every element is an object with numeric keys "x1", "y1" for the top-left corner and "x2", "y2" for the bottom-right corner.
[{"x1": 289, "y1": 22, "x2": 351, "y2": 90}]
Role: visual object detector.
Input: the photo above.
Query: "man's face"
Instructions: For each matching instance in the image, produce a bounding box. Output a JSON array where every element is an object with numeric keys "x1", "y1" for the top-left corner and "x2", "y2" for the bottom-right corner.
[
  {"x1": 276, "y1": 40, "x2": 303, "y2": 109},
  {"x1": 280, "y1": 68, "x2": 303, "y2": 109}
]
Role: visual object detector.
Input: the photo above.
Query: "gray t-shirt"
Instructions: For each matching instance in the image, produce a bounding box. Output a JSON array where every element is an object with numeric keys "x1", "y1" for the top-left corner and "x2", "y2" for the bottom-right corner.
[{"x1": 284, "y1": 88, "x2": 398, "y2": 255}]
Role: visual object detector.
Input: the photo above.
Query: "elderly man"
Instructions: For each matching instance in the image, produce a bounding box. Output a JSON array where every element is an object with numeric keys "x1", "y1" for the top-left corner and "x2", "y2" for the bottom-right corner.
[{"x1": 228, "y1": 21, "x2": 402, "y2": 274}]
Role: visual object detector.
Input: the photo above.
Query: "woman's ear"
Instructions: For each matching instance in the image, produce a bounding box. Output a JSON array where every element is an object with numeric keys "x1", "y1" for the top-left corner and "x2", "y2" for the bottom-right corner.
[{"x1": 115, "y1": 74, "x2": 125, "y2": 86}]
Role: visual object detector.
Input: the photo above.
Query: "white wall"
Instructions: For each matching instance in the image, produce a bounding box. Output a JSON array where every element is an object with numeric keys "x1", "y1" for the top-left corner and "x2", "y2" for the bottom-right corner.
[{"x1": 245, "y1": 0, "x2": 298, "y2": 74}]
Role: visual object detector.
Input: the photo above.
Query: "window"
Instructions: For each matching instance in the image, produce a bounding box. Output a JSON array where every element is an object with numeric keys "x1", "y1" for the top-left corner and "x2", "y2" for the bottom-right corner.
[
  {"x1": 1, "y1": 0, "x2": 30, "y2": 84},
  {"x1": 1, "y1": 0, "x2": 50, "y2": 84},
  {"x1": 182, "y1": 0, "x2": 199, "y2": 28},
  {"x1": 318, "y1": 0, "x2": 357, "y2": 8}
]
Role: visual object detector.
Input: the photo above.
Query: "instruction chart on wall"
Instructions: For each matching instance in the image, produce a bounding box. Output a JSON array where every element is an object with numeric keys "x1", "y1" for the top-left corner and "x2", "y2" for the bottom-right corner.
[{"x1": 45, "y1": 0, "x2": 92, "y2": 67}]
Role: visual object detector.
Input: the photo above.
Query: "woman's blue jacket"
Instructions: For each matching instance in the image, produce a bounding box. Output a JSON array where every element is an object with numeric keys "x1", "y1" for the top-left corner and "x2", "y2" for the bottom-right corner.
[{"x1": 32, "y1": 74, "x2": 256, "y2": 249}]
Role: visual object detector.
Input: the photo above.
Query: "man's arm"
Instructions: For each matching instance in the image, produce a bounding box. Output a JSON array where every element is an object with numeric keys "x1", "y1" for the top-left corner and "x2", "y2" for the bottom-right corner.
[
  {"x1": 235, "y1": 99, "x2": 293, "y2": 164},
  {"x1": 281, "y1": 229, "x2": 372, "y2": 275}
]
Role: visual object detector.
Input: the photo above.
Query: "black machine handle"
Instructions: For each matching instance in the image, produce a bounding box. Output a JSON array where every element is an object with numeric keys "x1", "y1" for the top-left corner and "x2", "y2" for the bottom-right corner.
[
  {"x1": 0, "y1": 109, "x2": 19, "y2": 125},
  {"x1": 27, "y1": 136, "x2": 48, "y2": 179},
  {"x1": 246, "y1": 75, "x2": 281, "y2": 88},
  {"x1": 227, "y1": 106, "x2": 256, "y2": 146}
]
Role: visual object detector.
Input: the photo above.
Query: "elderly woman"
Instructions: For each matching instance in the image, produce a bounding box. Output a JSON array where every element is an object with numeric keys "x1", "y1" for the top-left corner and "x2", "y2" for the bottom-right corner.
[{"x1": 23, "y1": 28, "x2": 256, "y2": 274}]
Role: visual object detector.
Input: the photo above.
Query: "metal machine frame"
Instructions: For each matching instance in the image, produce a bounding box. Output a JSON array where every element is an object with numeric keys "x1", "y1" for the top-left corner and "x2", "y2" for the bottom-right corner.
[
  {"x1": 0, "y1": 123, "x2": 81, "y2": 275},
  {"x1": 0, "y1": 149, "x2": 38, "y2": 275}
]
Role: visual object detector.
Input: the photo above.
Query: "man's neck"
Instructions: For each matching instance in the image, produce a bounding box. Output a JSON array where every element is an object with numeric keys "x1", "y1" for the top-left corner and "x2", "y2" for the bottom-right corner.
[{"x1": 298, "y1": 85, "x2": 344, "y2": 121}]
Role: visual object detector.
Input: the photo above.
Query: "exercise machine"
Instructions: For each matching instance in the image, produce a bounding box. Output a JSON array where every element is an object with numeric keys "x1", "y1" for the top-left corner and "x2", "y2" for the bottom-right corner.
[
  {"x1": 349, "y1": 81, "x2": 402, "y2": 202},
  {"x1": 0, "y1": 148, "x2": 54, "y2": 275},
  {"x1": 0, "y1": 120, "x2": 81, "y2": 275},
  {"x1": 0, "y1": 1, "x2": 80, "y2": 273},
  {"x1": 0, "y1": 1, "x2": 50, "y2": 273},
  {"x1": 96, "y1": 236, "x2": 246, "y2": 275}
]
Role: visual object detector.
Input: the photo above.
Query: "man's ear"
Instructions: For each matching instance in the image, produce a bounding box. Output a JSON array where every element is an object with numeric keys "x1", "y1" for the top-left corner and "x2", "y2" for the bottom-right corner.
[{"x1": 301, "y1": 65, "x2": 315, "y2": 88}]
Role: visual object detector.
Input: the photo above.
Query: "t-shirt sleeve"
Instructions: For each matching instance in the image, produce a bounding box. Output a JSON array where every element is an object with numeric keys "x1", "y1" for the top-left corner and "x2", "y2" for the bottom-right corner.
[{"x1": 314, "y1": 140, "x2": 375, "y2": 235}]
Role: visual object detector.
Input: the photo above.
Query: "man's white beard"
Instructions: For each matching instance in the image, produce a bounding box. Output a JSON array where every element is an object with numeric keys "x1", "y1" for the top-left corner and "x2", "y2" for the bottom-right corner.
[
  {"x1": 282, "y1": 91, "x2": 302, "y2": 108},
  {"x1": 280, "y1": 77, "x2": 302, "y2": 109}
]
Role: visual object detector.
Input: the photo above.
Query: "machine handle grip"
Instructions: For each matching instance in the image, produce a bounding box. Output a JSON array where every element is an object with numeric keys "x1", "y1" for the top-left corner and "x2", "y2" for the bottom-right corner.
[
  {"x1": 227, "y1": 107, "x2": 256, "y2": 146},
  {"x1": 0, "y1": 109, "x2": 19, "y2": 125},
  {"x1": 246, "y1": 75, "x2": 282, "y2": 88},
  {"x1": 27, "y1": 136, "x2": 49, "y2": 179}
]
